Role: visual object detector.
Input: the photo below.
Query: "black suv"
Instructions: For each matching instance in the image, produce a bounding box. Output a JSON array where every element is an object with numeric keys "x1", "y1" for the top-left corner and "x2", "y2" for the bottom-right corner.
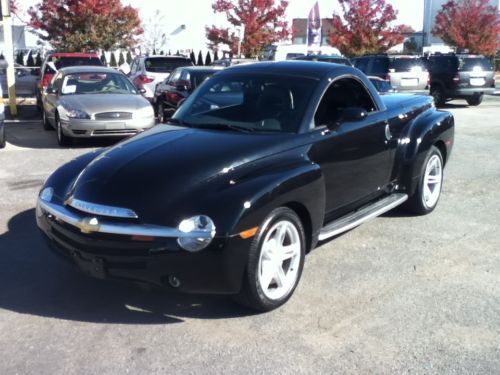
[
  {"x1": 424, "y1": 54, "x2": 495, "y2": 106},
  {"x1": 351, "y1": 54, "x2": 429, "y2": 94}
]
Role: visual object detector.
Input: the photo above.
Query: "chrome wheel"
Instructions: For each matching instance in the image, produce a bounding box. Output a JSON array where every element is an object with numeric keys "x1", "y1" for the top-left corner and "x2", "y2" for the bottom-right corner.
[
  {"x1": 422, "y1": 154, "x2": 442, "y2": 209},
  {"x1": 258, "y1": 220, "x2": 301, "y2": 301}
]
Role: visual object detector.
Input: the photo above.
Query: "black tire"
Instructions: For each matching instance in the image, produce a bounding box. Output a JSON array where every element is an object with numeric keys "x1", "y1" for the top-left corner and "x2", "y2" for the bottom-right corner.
[
  {"x1": 466, "y1": 94, "x2": 483, "y2": 106},
  {"x1": 405, "y1": 146, "x2": 444, "y2": 215},
  {"x1": 0, "y1": 123, "x2": 5, "y2": 149},
  {"x1": 56, "y1": 114, "x2": 71, "y2": 147},
  {"x1": 42, "y1": 108, "x2": 52, "y2": 130},
  {"x1": 430, "y1": 86, "x2": 445, "y2": 107},
  {"x1": 234, "y1": 207, "x2": 306, "y2": 312}
]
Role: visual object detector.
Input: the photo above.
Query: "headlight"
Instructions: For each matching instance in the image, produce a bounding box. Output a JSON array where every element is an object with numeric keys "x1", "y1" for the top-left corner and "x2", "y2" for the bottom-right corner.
[
  {"x1": 40, "y1": 187, "x2": 54, "y2": 202},
  {"x1": 66, "y1": 109, "x2": 90, "y2": 119},
  {"x1": 134, "y1": 105, "x2": 154, "y2": 119},
  {"x1": 177, "y1": 215, "x2": 216, "y2": 252}
]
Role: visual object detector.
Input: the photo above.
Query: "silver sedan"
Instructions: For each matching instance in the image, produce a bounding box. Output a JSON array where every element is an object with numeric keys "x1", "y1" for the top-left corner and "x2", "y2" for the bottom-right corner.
[{"x1": 42, "y1": 66, "x2": 155, "y2": 146}]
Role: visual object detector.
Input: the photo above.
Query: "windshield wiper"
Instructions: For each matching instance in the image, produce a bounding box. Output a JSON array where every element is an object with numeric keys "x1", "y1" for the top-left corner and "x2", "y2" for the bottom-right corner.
[{"x1": 194, "y1": 123, "x2": 255, "y2": 133}]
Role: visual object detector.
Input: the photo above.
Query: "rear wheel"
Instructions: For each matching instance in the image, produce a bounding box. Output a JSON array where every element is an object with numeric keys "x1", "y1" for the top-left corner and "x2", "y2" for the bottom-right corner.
[
  {"x1": 430, "y1": 86, "x2": 445, "y2": 107},
  {"x1": 406, "y1": 146, "x2": 443, "y2": 215},
  {"x1": 235, "y1": 207, "x2": 306, "y2": 312},
  {"x1": 42, "y1": 108, "x2": 52, "y2": 130},
  {"x1": 56, "y1": 114, "x2": 71, "y2": 147},
  {"x1": 466, "y1": 94, "x2": 483, "y2": 106}
]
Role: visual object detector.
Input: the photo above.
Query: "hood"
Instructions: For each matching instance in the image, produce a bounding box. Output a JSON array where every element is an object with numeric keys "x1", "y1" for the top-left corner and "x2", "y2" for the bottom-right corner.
[
  {"x1": 68, "y1": 125, "x2": 295, "y2": 225},
  {"x1": 60, "y1": 94, "x2": 150, "y2": 115}
]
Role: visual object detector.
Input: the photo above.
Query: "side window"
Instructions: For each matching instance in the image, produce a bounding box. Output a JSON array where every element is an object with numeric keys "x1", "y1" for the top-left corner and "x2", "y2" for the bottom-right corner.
[
  {"x1": 371, "y1": 57, "x2": 389, "y2": 75},
  {"x1": 168, "y1": 69, "x2": 182, "y2": 85},
  {"x1": 314, "y1": 77, "x2": 377, "y2": 127}
]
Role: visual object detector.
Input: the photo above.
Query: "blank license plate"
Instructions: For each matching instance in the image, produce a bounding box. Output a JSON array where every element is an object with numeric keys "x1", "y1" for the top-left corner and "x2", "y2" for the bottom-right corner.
[
  {"x1": 401, "y1": 78, "x2": 418, "y2": 86},
  {"x1": 470, "y1": 78, "x2": 485, "y2": 86}
]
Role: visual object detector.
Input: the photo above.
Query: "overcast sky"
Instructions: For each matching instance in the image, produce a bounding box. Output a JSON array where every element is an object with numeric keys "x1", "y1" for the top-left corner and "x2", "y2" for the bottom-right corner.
[{"x1": 16, "y1": 0, "x2": 424, "y2": 51}]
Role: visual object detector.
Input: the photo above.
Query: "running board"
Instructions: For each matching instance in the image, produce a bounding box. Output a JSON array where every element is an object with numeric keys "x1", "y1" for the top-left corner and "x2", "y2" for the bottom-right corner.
[{"x1": 318, "y1": 193, "x2": 408, "y2": 241}]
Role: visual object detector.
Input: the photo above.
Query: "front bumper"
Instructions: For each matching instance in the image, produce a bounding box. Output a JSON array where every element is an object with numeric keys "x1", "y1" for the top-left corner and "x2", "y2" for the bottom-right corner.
[
  {"x1": 61, "y1": 117, "x2": 155, "y2": 138},
  {"x1": 36, "y1": 199, "x2": 249, "y2": 294}
]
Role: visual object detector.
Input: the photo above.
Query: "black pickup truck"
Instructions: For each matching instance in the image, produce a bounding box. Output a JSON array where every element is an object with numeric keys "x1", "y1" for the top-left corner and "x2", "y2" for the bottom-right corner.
[{"x1": 36, "y1": 61, "x2": 454, "y2": 311}]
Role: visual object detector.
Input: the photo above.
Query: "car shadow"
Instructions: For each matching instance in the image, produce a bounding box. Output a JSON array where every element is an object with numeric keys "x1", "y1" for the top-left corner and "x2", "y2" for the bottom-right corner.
[
  {"x1": 439, "y1": 102, "x2": 469, "y2": 109},
  {"x1": 0, "y1": 209, "x2": 252, "y2": 324}
]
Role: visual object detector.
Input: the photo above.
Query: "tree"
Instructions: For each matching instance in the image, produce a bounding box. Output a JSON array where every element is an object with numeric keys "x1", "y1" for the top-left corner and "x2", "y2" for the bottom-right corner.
[
  {"x1": 35, "y1": 54, "x2": 43, "y2": 66},
  {"x1": 214, "y1": 50, "x2": 220, "y2": 61},
  {"x1": 205, "y1": 51, "x2": 213, "y2": 65},
  {"x1": 206, "y1": 0, "x2": 289, "y2": 58},
  {"x1": 26, "y1": 52, "x2": 35, "y2": 67},
  {"x1": 101, "y1": 51, "x2": 107, "y2": 66},
  {"x1": 16, "y1": 51, "x2": 24, "y2": 65},
  {"x1": 197, "y1": 51, "x2": 204, "y2": 66},
  {"x1": 433, "y1": 0, "x2": 500, "y2": 56},
  {"x1": 109, "y1": 52, "x2": 117, "y2": 67},
  {"x1": 329, "y1": 0, "x2": 411, "y2": 57},
  {"x1": 143, "y1": 10, "x2": 167, "y2": 54},
  {"x1": 118, "y1": 52, "x2": 125, "y2": 66},
  {"x1": 126, "y1": 50, "x2": 133, "y2": 64},
  {"x1": 28, "y1": 0, "x2": 143, "y2": 52}
]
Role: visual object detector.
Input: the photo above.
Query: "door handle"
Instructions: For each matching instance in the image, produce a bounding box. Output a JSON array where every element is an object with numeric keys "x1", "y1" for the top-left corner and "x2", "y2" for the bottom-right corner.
[{"x1": 385, "y1": 123, "x2": 392, "y2": 141}]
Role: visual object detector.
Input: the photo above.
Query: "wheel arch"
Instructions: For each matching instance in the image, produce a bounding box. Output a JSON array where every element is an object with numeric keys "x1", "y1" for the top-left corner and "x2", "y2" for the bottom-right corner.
[{"x1": 283, "y1": 201, "x2": 314, "y2": 253}]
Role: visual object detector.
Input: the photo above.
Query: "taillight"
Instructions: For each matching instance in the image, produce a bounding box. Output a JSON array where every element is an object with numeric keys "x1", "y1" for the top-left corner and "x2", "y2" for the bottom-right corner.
[
  {"x1": 42, "y1": 73, "x2": 54, "y2": 88},
  {"x1": 138, "y1": 74, "x2": 155, "y2": 84},
  {"x1": 453, "y1": 73, "x2": 460, "y2": 84},
  {"x1": 385, "y1": 73, "x2": 391, "y2": 81}
]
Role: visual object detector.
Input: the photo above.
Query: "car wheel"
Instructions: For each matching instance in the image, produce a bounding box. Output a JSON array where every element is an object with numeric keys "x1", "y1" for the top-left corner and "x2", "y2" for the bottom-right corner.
[
  {"x1": 466, "y1": 94, "x2": 483, "y2": 106},
  {"x1": 158, "y1": 102, "x2": 165, "y2": 124},
  {"x1": 406, "y1": 146, "x2": 444, "y2": 215},
  {"x1": 42, "y1": 109, "x2": 52, "y2": 130},
  {"x1": 430, "y1": 86, "x2": 445, "y2": 107},
  {"x1": 0, "y1": 124, "x2": 5, "y2": 149},
  {"x1": 235, "y1": 207, "x2": 306, "y2": 312},
  {"x1": 56, "y1": 114, "x2": 71, "y2": 147}
]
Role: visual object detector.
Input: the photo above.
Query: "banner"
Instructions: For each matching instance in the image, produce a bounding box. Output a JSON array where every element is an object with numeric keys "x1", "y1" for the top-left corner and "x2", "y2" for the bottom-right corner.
[{"x1": 307, "y1": 1, "x2": 322, "y2": 53}]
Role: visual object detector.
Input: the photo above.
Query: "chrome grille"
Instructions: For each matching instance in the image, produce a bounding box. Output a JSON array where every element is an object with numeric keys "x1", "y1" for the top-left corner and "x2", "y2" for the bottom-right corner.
[{"x1": 95, "y1": 112, "x2": 133, "y2": 120}]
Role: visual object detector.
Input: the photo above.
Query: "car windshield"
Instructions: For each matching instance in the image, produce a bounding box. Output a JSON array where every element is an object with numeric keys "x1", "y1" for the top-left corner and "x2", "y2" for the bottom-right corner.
[
  {"x1": 60, "y1": 72, "x2": 138, "y2": 95},
  {"x1": 145, "y1": 57, "x2": 191, "y2": 73},
  {"x1": 46, "y1": 56, "x2": 102, "y2": 74},
  {"x1": 458, "y1": 57, "x2": 493, "y2": 71},
  {"x1": 389, "y1": 58, "x2": 427, "y2": 72},
  {"x1": 173, "y1": 73, "x2": 317, "y2": 133}
]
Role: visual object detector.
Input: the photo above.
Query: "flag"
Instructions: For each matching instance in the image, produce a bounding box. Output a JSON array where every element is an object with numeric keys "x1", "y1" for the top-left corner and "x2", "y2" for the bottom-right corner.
[{"x1": 307, "y1": 1, "x2": 322, "y2": 53}]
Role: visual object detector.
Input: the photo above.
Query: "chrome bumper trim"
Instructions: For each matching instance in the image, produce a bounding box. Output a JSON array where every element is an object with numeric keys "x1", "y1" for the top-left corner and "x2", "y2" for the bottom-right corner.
[
  {"x1": 67, "y1": 197, "x2": 139, "y2": 219},
  {"x1": 37, "y1": 198, "x2": 214, "y2": 239}
]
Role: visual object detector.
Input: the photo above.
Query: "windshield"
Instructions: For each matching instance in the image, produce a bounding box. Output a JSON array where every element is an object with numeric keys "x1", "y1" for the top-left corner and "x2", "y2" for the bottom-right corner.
[
  {"x1": 458, "y1": 57, "x2": 493, "y2": 71},
  {"x1": 145, "y1": 57, "x2": 192, "y2": 73},
  {"x1": 174, "y1": 73, "x2": 317, "y2": 133},
  {"x1": 61, "y1": 72, "x2": 138, "y2": 95},
  {"x1": 46, "y1": 56, "x2": 102, "y2": 74}
]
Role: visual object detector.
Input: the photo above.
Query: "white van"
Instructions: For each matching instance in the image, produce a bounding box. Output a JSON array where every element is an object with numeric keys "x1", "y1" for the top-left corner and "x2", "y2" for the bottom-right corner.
[{"x1": 260, "y1": 44, "x2": 342, "y2": 62}]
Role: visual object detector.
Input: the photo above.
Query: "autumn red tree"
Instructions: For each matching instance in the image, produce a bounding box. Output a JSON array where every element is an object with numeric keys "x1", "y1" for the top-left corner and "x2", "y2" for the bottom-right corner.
[
  {"x1": 329, "y1": 0, "x2": 412, "y2": 57},
  {"x1": 206, "y1": 0, "x2": 289, "y2": 57},
  {"x1": 433, "y1": 0, "x2": 500, "y2": 56},
  {"x1": 28, "y1": 0, "x2": 143, "y2": 52}
]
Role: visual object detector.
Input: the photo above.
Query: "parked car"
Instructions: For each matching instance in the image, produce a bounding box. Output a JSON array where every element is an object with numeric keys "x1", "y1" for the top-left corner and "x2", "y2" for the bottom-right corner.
[
  {"x1": 0, "y1": 83, "x2": 4, "y2": 148},
  {"x1": 128, "y1": 55, "x2": 193, "y2": 102},
  {"x1": 36, "y1": 52, "x2": 103, "y2": 109},
  {"x1": 292, "y1": 54, "x2": 352, "y2": 66},
  {"x1": 352, "y1": 54, "x2": 429, "y2": 94},
  {"x1": 36, "y1": 61, "x2": 454, "y2": 311},
  {"x1": 154, "y1": 66, "x2": 222, "y2": 122},
  {"x1": 41, "y1": 66, "x2": 155, "y2": 146},
  {"x1": 423, "y1": 53, "x2": 495, "y2": 106},
  {"x1": 0, "y1": 63, "x2": 39, "y2": 97},
  {"x1": 368, "y1": 76, "x2": 397, "y2": 94},
  {"x1": 260, "y1": 44, "x2": 341, "y2": 61},
  {"x1": 210, "y1": 58, "x2": 257, "y2": 67}
]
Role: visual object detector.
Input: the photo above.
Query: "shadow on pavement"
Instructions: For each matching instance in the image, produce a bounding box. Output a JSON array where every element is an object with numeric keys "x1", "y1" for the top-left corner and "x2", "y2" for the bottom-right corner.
[{"x1": 0, "y1": 209, "x2": 252, "y2": 324}]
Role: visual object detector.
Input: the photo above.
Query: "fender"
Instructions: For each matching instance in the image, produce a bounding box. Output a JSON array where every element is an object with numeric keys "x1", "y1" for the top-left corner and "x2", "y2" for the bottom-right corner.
[{"x1": 395, "y1": 108, "x2": 454, "y2": 196}]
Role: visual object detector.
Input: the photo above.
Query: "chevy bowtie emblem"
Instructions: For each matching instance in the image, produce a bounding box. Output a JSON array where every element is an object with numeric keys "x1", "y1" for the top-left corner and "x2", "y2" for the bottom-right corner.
[{"x1": 79, "y1": 217, "x2": 100, "y2": 234}]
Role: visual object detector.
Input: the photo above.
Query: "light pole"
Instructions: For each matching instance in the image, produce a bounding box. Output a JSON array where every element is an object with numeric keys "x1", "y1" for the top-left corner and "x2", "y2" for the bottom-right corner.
[{"x1": 236, "y1": 25, "x2": 245, "y2": 58}]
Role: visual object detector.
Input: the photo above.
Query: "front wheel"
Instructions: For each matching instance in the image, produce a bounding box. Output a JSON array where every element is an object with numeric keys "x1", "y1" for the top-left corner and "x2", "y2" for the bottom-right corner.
[
  {"x1": 42, "y1": 108, "x2": 52, "y2": 130},
  {"x1": 235, "y1": 207, "x2": 306, "y2": 312},
  {"x1": 405, "y1": 146, "x2": 444, "y2": 215},
  {"x1": 430, "y1": 86, "x2": 445, "y2": 107},
  {"x1": 56, "y1": 114, "x2": 71, "y2": 147},
  {"x1": 466, "y1": 94, "x2": 483, "y2": 106}
]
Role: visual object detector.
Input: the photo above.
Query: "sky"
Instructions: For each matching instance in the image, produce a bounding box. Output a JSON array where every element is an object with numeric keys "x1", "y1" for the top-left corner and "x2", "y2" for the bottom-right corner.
[{"x1": 16, "y1": 0, "x2": 425, "y2": 51}]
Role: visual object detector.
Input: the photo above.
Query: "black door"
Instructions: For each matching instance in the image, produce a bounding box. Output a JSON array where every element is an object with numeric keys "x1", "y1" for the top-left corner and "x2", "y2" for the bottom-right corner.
[{"x1": 309, "y1": 77, "x2": 392, "y2": 216}]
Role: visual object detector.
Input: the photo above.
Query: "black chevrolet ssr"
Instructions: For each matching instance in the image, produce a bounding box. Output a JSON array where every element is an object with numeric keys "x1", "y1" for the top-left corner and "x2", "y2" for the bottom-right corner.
[{"x1": 36, "y1": 61, "x2": 454, "y2": 311}]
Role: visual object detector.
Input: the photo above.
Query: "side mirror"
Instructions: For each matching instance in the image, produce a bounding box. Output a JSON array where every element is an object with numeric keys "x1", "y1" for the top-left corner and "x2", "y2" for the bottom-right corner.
[
  {"x1": 340, "y1": 107, "x2": 367, "y2": 122},
  {"x1": 176, "y1": 84, "x2": 189, "y2": 92}
]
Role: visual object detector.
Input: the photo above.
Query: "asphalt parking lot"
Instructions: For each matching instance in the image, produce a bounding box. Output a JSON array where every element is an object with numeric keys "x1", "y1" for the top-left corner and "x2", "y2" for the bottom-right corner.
[{"x1": 1, "y1": 96, "x2": 499, "y2": 374}]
